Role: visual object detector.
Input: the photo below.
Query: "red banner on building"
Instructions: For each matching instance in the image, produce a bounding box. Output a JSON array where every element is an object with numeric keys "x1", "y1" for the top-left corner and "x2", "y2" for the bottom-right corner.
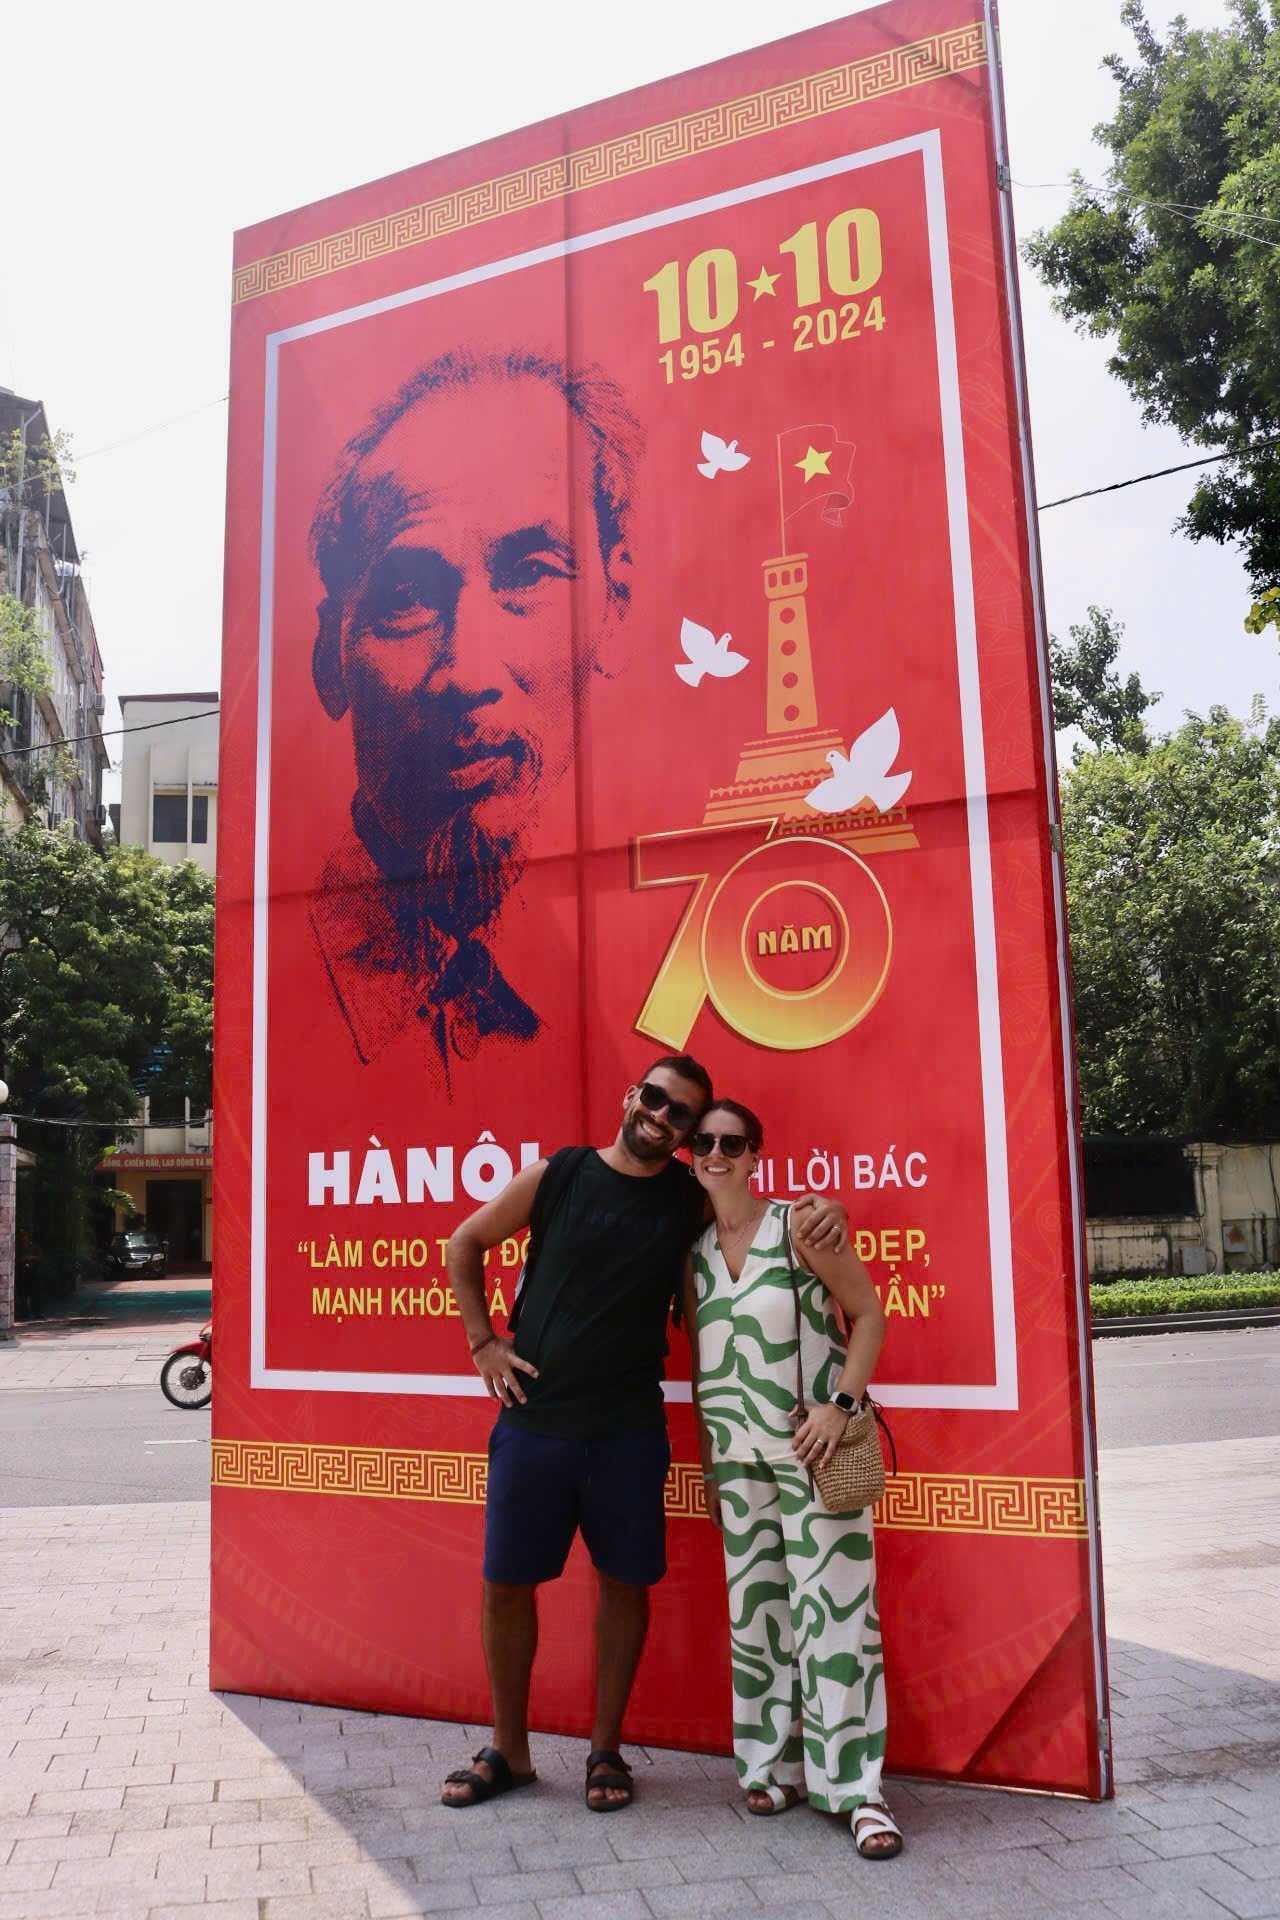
[{"x1": 214, "y1": 0, "x2": 1109, "y2": 1797}]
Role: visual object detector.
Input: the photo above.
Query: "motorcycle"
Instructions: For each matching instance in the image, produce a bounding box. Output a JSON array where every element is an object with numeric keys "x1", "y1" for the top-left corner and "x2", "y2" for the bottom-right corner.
[{"x1": 160, "y1": 1324, "x2": 212, "y2": 1410}]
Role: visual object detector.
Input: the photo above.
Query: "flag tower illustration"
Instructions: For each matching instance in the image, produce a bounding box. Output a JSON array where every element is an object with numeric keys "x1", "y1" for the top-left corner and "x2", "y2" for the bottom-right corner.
[{"x1": 701, "y1": 426, "x2": 918, "y2": 854}]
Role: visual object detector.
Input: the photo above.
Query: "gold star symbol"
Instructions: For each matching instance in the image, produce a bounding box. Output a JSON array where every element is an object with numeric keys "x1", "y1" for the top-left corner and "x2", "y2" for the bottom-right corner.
[
  {"x1": 795, "y1": 445, "x2": 832, "y2": 483},
  {"x1": 748, "y1": 265, "x2": 780, "y2": 298}
]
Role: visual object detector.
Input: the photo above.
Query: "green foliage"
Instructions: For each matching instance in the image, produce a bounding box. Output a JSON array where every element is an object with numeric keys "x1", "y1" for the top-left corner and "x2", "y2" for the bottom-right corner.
[
  {"x1": 1024, "y1": 1, "x2": 1280, "y2": 603},
  {"x1": 0, "y1": 827, "x2": 213, "y2": 1120},
  {"x1": 1050, "y1": 605, "x2": 1160, "y2": 753},
  {"x1": 1062, "y1": 704, "x2": 1280, "y2": 1137},
  {"x1": 1245, "y1": 585, "x2": 1280, "y2": 634},
  {"x1": 1090, "y1": 1272, "x2": 1280, "y2": 1315},
  {"x1": 0, "y1": 426, "x2": 75, "y2": 497},
  {"x1": 0, "y1": 594, "x2": 53, "y2": 712},
  {"x1": 0, "y1": 828, "x2": 214, "y2": 1283},
  {"x1": 1, "y1": 568, "x2": 68, "y2": 816}
]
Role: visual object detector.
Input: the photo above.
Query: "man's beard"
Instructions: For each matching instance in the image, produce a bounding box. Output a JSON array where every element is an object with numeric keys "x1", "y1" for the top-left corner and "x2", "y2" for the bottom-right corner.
[
  {"x1": 388, "y1": 810, "x2": 525, "y2": 969},
  {"x1": 621, "y1": 1109, "x2": 677, "y2": 1164}
]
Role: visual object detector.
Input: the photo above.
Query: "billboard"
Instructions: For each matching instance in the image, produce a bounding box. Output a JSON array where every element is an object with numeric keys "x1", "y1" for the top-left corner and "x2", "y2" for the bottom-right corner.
[{"x1": 214, "y1": 0, "x2": 1110, "y2": 1798}]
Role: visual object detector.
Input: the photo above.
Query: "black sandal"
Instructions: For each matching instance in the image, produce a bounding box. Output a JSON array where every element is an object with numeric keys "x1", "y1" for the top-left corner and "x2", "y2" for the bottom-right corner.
[
  {"x1": 585, "y1": 1748, "x2": 633, "y2": 1811},
  {"x1": 442, "y1": 1745, "x2": 536, "y2": 1807}
]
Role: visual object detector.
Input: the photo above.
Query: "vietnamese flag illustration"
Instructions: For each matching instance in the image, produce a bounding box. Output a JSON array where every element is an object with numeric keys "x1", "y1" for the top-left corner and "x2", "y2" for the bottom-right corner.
[{"x1": 778, "y1": 423, "x2": 856, "y2": 534}]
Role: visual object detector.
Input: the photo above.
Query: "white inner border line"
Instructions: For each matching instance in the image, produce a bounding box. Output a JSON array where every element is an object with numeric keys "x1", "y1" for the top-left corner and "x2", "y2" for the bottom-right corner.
[{"x1": 251, "y1": 130, "x2": 1018, "y2": 1410}]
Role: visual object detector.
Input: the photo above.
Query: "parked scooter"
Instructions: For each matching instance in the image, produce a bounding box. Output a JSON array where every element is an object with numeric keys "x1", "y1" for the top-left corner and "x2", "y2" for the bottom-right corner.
[{"x1": 160, "y1": 1325, "x2": 212, "y2": 1410}]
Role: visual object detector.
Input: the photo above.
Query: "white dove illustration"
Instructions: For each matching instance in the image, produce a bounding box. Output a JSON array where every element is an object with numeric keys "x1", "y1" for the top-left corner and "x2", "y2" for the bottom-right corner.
[
  {"x1": 805, "y1": 709, "x2": 913, "y2": 814},
  {"x1": 675, "y1": 617, "x2": 750, "y2": 687},
  {"x1": 697, "y1": 431, "x2": 751, "y2": 479}
]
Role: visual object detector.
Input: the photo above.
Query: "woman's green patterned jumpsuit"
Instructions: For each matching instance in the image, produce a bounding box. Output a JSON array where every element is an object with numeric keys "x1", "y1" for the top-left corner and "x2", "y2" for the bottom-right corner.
[{"x1": 691, "y1": 1200, "x2": 887, "y2": 1812}]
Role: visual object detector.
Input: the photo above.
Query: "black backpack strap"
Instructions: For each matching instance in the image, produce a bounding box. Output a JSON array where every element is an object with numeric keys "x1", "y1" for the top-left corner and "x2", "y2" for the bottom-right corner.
[{"x1": 507, "y1": 1145, "x2": 593, "y2": 1335}]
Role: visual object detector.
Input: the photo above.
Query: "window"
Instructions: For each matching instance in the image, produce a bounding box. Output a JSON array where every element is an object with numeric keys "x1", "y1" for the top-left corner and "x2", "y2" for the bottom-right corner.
[
  {"x1": 191, "y1": 793, "x2": 209, "y2": 844},
  {"x1": 152, "y1": 791, "x2": 188, "y2": 842}
]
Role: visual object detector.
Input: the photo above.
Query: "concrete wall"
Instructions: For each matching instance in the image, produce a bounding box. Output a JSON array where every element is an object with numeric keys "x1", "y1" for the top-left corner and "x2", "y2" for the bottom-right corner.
[
  {"x1": 1087, "y1": 1141, "x2": 1280, "y2": 1276},
  {"x1": 118, "y1": 696, "x2": 219, "y2": 873}
]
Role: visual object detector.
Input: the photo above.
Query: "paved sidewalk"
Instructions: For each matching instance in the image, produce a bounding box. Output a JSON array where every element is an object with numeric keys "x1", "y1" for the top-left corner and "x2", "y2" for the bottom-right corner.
[
  {"x1": 2, "y1": 1281, "x2": 210, "y2": 1391},
  {"x1": 1, "y1": 1438, "x2": 1278, "y2": 1920},
  {"x1": 0, "y1": 1340, "x2": 198, "y2": 1392}
]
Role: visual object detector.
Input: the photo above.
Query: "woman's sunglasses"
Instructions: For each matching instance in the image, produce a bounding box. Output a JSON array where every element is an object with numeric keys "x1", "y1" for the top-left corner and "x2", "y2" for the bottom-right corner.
[
  {"x1": 636, "y1": 1081, "x2": 700, "y2": 1134},
  {"x1": 689, "y1": 1130, "x2": 753, "y2": 1159}
]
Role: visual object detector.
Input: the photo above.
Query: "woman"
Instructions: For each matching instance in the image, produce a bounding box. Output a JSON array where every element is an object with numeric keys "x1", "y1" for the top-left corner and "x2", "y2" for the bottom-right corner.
[{"x1": 683, "y1": 1099, "x2": 901, "y2": 1859}]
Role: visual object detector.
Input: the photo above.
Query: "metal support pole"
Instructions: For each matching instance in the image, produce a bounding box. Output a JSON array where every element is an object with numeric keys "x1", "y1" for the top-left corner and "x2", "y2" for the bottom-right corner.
[{"x1": 0, "y1": 1116, "x2": 17, "y2": 1340}]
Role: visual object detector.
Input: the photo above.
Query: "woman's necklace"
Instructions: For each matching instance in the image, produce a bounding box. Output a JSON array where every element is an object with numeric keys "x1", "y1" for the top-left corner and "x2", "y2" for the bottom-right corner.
[{"x1": 717, "y1": 1203, "x2": 767, "y2": 1265}]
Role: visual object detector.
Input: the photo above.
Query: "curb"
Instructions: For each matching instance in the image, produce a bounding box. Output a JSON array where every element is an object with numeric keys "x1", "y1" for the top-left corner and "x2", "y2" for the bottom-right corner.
[{"x1": 1092, "y1": 1302, "x2": 1280, "y2": 1338}]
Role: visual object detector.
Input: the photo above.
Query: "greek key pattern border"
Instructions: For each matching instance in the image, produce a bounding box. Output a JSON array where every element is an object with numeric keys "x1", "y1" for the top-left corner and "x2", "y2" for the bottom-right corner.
[
  {"x1": 232, "y1": 24, "x2": 986, "y2": 304},
  {"x1": 211, "y1": 1440, "x2": 1086, "y2": 1538}
]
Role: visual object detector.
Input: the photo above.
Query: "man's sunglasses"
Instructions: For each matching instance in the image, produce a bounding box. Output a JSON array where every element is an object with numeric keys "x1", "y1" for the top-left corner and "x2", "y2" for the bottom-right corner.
[
  {"x1": 689, "y1": 1131, "x2": 752, "y2": 1159},
  {"x1": 635, "y1": 1081, "x2": 700, "y2": 1134}
]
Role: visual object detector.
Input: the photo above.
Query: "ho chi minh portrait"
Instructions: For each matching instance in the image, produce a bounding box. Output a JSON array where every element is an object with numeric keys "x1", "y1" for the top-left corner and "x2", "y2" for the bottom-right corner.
[{"x1": 306, "y1": 347, "x2": 642, "y2": 1090}]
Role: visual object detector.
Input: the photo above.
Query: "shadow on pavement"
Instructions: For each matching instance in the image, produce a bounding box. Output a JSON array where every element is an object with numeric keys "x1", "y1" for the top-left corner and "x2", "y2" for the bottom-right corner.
[
  {"x1": 210, "y1": 1634, "x2": 1280, "y2": 1914},
  {"x1": 15, "y1": 1277, "x2": 212, "y2": 1340}
]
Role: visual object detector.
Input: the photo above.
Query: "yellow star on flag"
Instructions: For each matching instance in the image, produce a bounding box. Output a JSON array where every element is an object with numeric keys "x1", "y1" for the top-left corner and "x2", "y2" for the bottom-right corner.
[
  {"x1": 795, "y1": 445, "x2": 832, "y2": 483},
  {"x1": 748, "y1": 265, "x2": 780, "y2": 298}
]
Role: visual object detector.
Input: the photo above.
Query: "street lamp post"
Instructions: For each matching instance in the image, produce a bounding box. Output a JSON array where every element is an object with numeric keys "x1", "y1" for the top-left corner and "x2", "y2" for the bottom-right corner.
[{"x1": 0, "y1": 1081, "x2": 14, "y2": 1340}]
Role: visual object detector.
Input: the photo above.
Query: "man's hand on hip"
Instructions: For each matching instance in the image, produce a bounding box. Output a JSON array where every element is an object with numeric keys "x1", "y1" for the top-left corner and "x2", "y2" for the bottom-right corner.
[{"x1": 473, "y1": 1334, "x2": 539, "y2": 1406}]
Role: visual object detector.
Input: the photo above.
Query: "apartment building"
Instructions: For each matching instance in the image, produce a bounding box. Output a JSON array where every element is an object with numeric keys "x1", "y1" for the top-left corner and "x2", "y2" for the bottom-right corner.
[{"x1": 0, "y1": 388, "x2": 109, "y2": 838}]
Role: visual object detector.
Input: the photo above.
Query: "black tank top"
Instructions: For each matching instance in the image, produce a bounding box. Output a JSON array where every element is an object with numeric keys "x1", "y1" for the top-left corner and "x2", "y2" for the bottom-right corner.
[{"x1": 502, "y1": 1147, "x2": 705, "y2": 1438}]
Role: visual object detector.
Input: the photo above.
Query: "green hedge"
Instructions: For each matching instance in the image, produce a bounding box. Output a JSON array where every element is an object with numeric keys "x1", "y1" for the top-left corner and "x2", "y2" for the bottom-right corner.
[{"x1": 1090, "y1": 1271, "x2": 1280, "y2": 1318}]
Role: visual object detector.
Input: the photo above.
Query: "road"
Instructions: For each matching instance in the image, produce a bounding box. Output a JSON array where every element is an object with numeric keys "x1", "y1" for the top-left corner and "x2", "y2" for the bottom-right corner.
[
  {"x1": 0, "y1": 1386, "x2": 209, "y2": 1506},
  {"x1": 1091, "y1": 1324, "x2": 1280, "y2": 1449},
  {"x1": 0, "y1": 1325, "x2": 1274, "y2": 1507}
]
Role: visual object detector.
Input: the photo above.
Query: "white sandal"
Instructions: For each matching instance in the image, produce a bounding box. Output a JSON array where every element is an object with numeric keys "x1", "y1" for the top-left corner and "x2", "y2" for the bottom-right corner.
[
  {"x1": 852, "y1": 1798, "x2": 903, "y2": 1858},
  {"x1": 746, "y1": 1783, "x2": 807, "y2": 1816}
]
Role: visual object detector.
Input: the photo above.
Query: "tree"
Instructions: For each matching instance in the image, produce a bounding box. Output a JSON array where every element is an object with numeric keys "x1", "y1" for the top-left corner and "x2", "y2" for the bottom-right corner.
[
  {"x1": 1062, "y1": 705, "x2": 1280, "y2": 1137},
  {"x1": 1024, "y1": 2, "x2": 1280, "y2": 618},
  {"x1": 1050, "y1": 605, "x2": 1160, "y2": 753},
  {"x1": 0, "y1": 828, "x2": 214, "y2": 1287}
]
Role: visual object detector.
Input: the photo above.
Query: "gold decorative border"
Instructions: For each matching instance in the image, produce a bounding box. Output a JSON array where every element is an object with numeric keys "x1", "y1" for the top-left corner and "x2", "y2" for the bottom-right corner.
[
  {"x1": 212, "y1": 1440, "x2": 1086, "y2": 1538},
  {"x1": 233, "y1": 24, "x2": 986, "y2": 305}
]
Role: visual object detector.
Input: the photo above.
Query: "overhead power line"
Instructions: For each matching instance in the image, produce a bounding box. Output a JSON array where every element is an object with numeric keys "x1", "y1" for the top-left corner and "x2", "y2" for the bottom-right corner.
[
  {"x1": 71, "y1": 395, "x2": 229, "y2": 466},
  {"x1": 2, "y1": 1112, "x2": 210, "y2": 1130},
  {"x1": 1013, "y1": 176, "x2": 1280, "y2": 242},
  {"x1": 1038, "y1": 435, "x2": 1280, "y2": 511},
  {"x1": 3, "y1": 707, "x2": 219, "y2": 758}
]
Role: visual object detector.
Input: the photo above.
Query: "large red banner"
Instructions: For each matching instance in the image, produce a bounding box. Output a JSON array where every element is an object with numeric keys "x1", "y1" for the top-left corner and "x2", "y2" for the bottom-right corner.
[{"x1": 214, "y1": 0, "x2": 1110, "y2": 1798}]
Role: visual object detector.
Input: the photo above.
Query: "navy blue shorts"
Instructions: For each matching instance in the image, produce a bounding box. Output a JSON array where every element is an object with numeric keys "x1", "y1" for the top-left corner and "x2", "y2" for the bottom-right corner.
[{"x1": 483, "y1": 1421, "x2": 671, "y2": 1588}]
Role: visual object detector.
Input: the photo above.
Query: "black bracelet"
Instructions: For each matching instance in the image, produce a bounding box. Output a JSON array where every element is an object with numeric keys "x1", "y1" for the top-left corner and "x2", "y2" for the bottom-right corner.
[{"x1": 469, "y1": 1333, "x2": 498, "y2": 1357}]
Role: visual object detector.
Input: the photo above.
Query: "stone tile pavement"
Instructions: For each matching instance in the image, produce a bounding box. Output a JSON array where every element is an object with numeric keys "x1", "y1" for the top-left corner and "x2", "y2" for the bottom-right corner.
[
  {"x1": 1, "y1": 1308, "x2": 210, "y2": 1392},
  {"x1": 0, "y1": 1341, "x2": 193, "y2": 1393},
  {"x1": 0, "y1": 1435, "x2": 1277, "y2": 1919}
]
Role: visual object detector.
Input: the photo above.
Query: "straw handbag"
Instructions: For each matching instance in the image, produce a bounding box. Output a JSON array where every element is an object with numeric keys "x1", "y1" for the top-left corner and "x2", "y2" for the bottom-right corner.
[{"x1": 783, "y1": 1212, "x2": 896, "y2": 1513}]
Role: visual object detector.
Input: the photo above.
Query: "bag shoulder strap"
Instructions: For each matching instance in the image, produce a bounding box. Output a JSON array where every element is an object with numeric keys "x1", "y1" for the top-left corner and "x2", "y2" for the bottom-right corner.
[
  {"x1": 508, "y1": 1145, "x2": 593, "y2": 1334},
  {"x1": 780, "y1": 1204, "x2": 815, "y2": 1494},
  {"x1": 779, "y1": 1205, "x2": 806, "y2": 1419}
]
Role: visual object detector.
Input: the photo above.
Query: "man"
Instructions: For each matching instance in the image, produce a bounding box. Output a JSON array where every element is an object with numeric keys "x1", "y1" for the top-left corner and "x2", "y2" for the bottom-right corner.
[
  {"x1": 441, "y1": 1054, "x2": 847, "y2": 1812},
  {"x1": 307, "y1": 347, "x2": 641, "y2": 1084}
]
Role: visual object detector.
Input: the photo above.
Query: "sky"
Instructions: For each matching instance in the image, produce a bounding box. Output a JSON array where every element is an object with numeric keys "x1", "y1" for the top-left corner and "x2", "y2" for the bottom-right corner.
[{"x1": 3, "y1": 0, "x2": 1274, "y2": 804}]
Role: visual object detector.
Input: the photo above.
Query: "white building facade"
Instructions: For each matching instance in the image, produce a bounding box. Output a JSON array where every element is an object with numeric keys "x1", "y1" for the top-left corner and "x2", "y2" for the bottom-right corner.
[
  {"x1": 116, "y1": 693, "x2": 219, "y2": 874},
  {"x1": 110, "y1": 692, "x2": 219, "y2": 1267}
]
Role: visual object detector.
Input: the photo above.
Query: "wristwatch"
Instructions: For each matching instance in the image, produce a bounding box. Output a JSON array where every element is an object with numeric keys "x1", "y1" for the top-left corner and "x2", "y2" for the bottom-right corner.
[{"x1": 831, "y1": 1390, "x2": 864, "y2": 1415}]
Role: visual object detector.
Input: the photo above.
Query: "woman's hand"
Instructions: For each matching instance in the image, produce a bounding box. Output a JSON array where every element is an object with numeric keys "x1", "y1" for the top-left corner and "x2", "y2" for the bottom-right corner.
[
  {"x1": 791, "y1": 1400, "x2": 850, "y2": 1469},
  {"x1": 703, "y1": 1475, "x2": 724, "y2": 1531}
]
